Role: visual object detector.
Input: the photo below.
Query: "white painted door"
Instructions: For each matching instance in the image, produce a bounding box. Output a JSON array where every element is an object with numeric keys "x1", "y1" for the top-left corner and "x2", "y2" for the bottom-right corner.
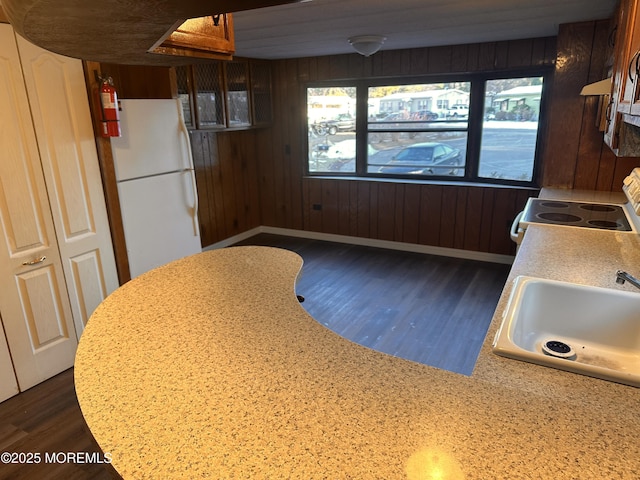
[
  {"x1": 16, "y1": 34, "x2": 119, "y2": 337},
  {"x1": 0, "y1": 325, "x2": 19, "y2": 403},
  {"x1": 0, "y1": 24, "x2": 78, "y2": 391}
]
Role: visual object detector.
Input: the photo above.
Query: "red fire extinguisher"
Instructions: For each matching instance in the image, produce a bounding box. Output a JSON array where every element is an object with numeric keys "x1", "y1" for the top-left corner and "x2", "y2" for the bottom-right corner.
[{"x1": 98, "y1": 76, "x2": 121, "y2": 138}]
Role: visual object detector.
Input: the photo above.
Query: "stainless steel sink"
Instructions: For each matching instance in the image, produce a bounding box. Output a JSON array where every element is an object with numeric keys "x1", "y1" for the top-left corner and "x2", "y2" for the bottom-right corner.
[{"x1": 492, "y1": 276, "x2": 640, "y2": 387}]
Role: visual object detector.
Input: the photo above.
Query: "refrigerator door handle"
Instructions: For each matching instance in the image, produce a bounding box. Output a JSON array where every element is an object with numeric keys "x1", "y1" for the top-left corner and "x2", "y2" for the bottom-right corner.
[
  {"x1": 188, "y1": 169, "x2": 199, "y2": 237},
  {"x1": 175, "y1": 99, "x2": 199, "y2": 237},
  {"x1": 176, "y1": 100, "x2": 195, "y2": 171}
]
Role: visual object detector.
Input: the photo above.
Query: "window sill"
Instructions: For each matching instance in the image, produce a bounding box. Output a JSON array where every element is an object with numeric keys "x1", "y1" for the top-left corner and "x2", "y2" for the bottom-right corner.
[
  {"x1": 303, "y1": 174, "x2": 540, "y2": 191},
  {"x1": 187, "y1": 123, "x2": 272, "y2": 132}
]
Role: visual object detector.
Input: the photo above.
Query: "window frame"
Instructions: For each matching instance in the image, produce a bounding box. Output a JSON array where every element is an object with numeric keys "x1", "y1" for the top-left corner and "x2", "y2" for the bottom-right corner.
[{"x1": 304, "y1": 67, "x2": 553, "y2": 187}]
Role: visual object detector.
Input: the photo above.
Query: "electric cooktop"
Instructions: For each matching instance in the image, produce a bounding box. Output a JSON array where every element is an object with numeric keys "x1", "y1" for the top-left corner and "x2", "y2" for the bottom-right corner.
[{"x1": 521, "y1": 199, "x2": 633, "y2": 231}]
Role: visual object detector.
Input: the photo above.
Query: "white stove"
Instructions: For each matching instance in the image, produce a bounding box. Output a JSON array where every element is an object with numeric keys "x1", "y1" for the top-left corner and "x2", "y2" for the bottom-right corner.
[
  {"x1": 510, "y1": 168, "x2": 640, "y2": 250},
  {"x1": 520, "y1": 199, "x2": 633, "y2": 232},
  {"x1": 622, "y1": 167, "x2": 640, "y2": 232}
]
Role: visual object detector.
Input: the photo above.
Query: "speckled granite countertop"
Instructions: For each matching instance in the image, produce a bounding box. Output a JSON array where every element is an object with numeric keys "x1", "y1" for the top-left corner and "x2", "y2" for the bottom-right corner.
[{"x1": 75, "y1": 197, "x2": 640, "y2": 478}]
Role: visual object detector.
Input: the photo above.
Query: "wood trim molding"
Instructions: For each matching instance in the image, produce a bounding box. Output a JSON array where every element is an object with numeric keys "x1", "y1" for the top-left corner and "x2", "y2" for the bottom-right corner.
[
  {"x1": 82, "y1": 61, "x2": 131, "y2": 285},
  {"x1": 203, "y1": 226, "x2": 517, "y2": 265}
]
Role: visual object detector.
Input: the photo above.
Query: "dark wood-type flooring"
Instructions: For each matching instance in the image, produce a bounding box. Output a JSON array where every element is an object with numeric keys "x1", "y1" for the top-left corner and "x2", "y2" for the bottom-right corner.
[
  {"x1": 0, "y1": 369, "x2": 113, "y2": 480},
  {"x1": 235, "y1": 234, "x2": 511, "y2": 375},
  {"x1": 0, "y1": 234, "x2": 511, "y2": 479}
]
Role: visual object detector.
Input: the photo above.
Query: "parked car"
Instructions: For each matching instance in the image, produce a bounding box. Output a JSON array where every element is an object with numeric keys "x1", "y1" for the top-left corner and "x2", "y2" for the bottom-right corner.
[
  {"x1": 325, "y1": 113, "x2": 356, "y2": 134},
  {"x1": 378, "y1": 112, "x2": 408, "y2": 122},
  {"x1": 377, "y1": 142, "x2": 462, "y2": 175},
  {"x1": 413, "y1": 110, "x2": 439, "y2": 121},
  {"x1": 446, "y1": 104, "x2": 469, "y2": 119}
]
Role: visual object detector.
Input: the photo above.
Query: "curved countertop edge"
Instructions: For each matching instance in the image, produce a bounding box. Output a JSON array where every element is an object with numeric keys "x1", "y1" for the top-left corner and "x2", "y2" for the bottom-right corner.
[
  {"x1": 2, "y1": 0, "x2": 302, "y2": 65},
  {"x1": 75, "y1": 244, "x2": 640, "y2": 479}
]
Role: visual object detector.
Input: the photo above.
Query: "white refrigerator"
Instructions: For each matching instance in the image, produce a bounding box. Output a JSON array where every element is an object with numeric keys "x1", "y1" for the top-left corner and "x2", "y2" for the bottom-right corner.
[{"x1": 111, "y1": 99, "x2": 201, "y2": 279}]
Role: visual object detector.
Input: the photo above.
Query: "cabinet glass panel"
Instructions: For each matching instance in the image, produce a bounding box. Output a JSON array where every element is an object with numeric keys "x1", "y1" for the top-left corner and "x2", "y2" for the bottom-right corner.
[
  {"x1": 225, "y1": 61, "x2": 250, "y2": 127},
  {"x1": 194, "y1": 62, "x2": 225, "y2": 128},
  {"x1": 251, "y1": 62, "x2": 272, "y2": 124}
]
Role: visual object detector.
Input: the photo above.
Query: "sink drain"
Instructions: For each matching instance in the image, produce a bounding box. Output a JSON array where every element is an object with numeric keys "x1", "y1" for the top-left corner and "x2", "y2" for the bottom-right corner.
[{"x1": 541, "y1": 339, "x2": 576, "y2": 359}]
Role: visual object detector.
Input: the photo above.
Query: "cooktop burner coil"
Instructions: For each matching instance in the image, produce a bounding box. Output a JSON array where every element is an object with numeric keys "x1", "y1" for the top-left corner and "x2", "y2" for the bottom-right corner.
[{"x1": 522, "y1": 199, "x2": 632, "y2": 231}]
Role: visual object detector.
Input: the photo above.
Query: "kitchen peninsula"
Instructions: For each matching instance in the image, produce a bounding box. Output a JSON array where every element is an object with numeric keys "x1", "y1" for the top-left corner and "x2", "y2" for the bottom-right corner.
[{"x1": 75, "y1": 238, "x2": 640, "y2": 478}]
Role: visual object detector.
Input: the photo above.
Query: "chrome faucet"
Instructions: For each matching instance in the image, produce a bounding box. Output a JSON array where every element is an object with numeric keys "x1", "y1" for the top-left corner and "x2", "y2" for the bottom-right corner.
[{"x1": 615, "y1": 270, "x2": 640, "y2": 290}]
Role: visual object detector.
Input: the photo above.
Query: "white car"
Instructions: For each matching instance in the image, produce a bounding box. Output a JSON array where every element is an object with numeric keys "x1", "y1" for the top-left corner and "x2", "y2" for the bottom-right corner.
[
  {"x1": 327, "y1": 139, "x2": 377, "y2": 159},
  {"x1": 446, "y1": 104, "x2": 469, "y2": 118}
]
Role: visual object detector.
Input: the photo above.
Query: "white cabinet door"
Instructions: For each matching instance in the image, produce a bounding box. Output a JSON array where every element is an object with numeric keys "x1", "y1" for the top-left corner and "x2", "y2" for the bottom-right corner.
[
  {"x1": 0, "y1": 327, "x2": 19, "y2": 403},
  {"x1": 0, "y1": 24, "x2": 77, "y2": 391},
  {"x1": 16, "y1": 34, "x2": 119, "y2": 337}
]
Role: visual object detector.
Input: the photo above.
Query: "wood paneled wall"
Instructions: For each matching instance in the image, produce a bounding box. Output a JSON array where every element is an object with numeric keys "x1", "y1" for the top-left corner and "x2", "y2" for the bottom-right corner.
[
  {"x1": 543, "y1": 20, "x2": 640, "y2": 189},
  {"x1": 301, "y1": 179, "x2": 534, "y2": 255},
  {"x1": 252, "y1": 37, "x2": 560, "y2": 255},
  {"x1": 100, "y1": 18, "x2": 640, "y2": 259},
  {"x1": 99, "y1": 63, "x2": 175, "y2": 99},
  {"x1": 191, "y1": 129, "x2": 262, "y2": 246}
]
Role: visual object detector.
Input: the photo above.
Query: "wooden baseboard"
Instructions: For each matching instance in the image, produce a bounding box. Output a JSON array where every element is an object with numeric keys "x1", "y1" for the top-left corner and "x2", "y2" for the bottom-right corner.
[
  {"x1": 204, "y1": 226, "x2": 515, "y2": 265},
  {"x1": 203, "y1": 227, "x2": 264, "y2": 250}
]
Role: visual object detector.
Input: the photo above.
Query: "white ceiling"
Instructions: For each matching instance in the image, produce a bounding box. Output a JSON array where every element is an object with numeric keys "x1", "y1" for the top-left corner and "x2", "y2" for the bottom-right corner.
[{"x1": 232, "y1": 0, "x2": 618, "y2": 59}]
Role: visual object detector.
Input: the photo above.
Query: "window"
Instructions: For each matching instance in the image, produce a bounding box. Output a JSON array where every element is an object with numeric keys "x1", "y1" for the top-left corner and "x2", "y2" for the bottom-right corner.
[
  {"x1": 367, "y1": 82, "x2": 469, "y2": 177},
  {"x1": 308, "y1": 87, "x2": 356, "y2": 173},
  {"x1": 305, "y1": 73, "x2": 548, "y2": 186},
  {"x1": 479, "y1": 77, "x2": 543, "y2": 182}
]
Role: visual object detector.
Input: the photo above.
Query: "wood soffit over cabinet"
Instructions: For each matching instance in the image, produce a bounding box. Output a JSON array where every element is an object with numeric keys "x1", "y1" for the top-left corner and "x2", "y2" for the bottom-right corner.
[
  {"x1": 150, "y1": 15, "x2": 235, "y2": 62},
  {"x1": 1, "y1": 0, "x2": 302, "y2": 65}
]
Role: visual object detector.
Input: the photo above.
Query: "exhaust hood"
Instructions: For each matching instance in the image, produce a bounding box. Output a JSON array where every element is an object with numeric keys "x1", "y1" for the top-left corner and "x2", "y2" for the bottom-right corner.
[{"x1": 580, "y1": 78, "x2": 612, "y2": 96}]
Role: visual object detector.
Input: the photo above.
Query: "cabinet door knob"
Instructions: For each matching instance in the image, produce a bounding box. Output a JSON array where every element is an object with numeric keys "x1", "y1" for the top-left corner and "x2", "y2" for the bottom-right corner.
[{"x1": 22, "y1": 256, "x2": 46, "y2": 266}]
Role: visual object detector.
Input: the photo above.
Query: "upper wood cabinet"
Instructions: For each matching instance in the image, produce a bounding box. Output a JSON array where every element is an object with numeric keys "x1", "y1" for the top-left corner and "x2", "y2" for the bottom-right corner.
[
  {"x1": 151, "y1": 15, "x2": 235, "y2": 61},
  {"x1": 92, "y1": 59, "x2": 272, "y2": 129},
  {"x1": 604, "y1": 4, "x2": 624, "y2": 150},
  {"x1": 616, "y1": 0, "x2": 640, "y2": 114},
  {"x1": 177, "y1": 60, "x2": 273, "y2": 130},
  {"x1": 606, "y1": 0, "x2": 640, "y2": 155},
  {"x1": 250, "y1": 61, "x2": 274, "y2": 126}
]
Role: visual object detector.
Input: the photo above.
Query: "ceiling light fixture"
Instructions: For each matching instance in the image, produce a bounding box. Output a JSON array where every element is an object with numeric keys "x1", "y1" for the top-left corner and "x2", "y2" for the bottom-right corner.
[{"x1": 348, "y1": 35, "x2": 386, "y2": 57}]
